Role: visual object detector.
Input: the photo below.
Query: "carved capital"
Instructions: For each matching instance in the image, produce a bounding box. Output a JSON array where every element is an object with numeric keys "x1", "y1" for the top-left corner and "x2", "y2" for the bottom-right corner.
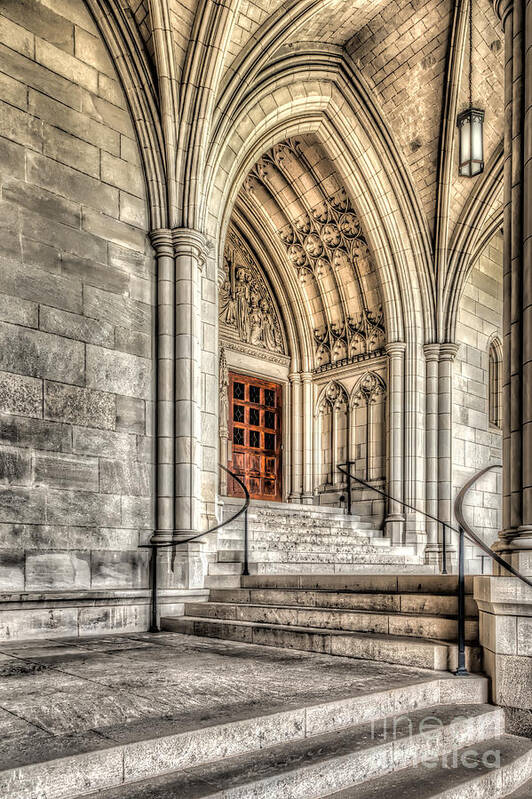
[
  {"x1": 439, "y1": 342, "x2": 460, "y2": 362},
  {"x1": 300, "y1": 371, "x2": 313, "y2": 383},
  {"x1": 172, "y1": 228, "x2": 208, "y2": 270},
  {"x1": 385, "y1": 341, "x2": 406, "y2": 358},
  {"x1": 150, "y1": 228, "x2": 174, "y2": 257},
  {"x1": 288, "y1": 372, "x2": 302, "y2": 384},
  {"x1": 423, "y1": 343, "x2": 441, "y2": 362}
]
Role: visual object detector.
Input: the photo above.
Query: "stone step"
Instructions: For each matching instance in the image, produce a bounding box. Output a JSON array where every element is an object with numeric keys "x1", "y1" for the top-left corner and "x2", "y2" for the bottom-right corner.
[
  {"x1": 209, "y1": 588, "x2": 479, "y2": 618},
  {"x1": 222, "y1": 497, "x2": 350, "y2": 516},
  {"x1": 204, "y1": 574, "x2": 242, "y2": 588},
  {"x1": 207, "y1": 562, "x2": 243, "y2": 575},
  {"x1": 248, "y1": 549, "x2": 413, "y2": 564},
  {"x1": 184, "y1": 601, "x2": 479, "y2": 643},
  {"x1": 506, "y1": 775, "x2": 532, "y2": 798},
  {"x1": 73, "y1": 704, "x2": 504, "y2": 799},
  {"x1": 3, "y1": 667, "x2": 481, "y2": 799},
  {"x1": 240, "y1": 574, "x2": 476, "y2": 593},
  {"x1": 248, "y1": 562, "x2": 434, "y2": 576},
  {"x1": 325, "y1": 735, "x2": 532, "y2": 799},
  {"x1": 162, "y1": 616, "x2": 482, "y2": 671},
  {"x1": 247, "y1": 535, "x2": 390, "y2": 547}
]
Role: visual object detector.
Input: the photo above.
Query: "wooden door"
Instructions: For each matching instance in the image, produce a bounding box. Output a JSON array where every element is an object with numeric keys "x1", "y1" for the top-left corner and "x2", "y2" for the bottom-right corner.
[{"x1": 228, "y1": 372, "x2": 282, "y2": 501}]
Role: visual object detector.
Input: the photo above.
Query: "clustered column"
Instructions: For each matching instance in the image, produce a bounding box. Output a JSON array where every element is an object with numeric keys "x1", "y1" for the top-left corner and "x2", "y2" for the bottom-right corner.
[
  {"x1": 423, "y1": 344, "x2": 440, "y2": 562},
  {"x1": 301, "y1": 372, "x2": 314, "y2": 503},
  {"x1": 150, "y1": 227, "x2": 207, "y2": 589},
  {"x1": 288, "y1": 372, "x2": 303, "y2": 501},
  {"x1": 437, "y1": 343, "x2": 459, "y2": 532},
  {"x1": 493, "y1": 0, "x2": 532, "y2": 573},
  {"x1": 385, "y1": 342, "x2": 406, "y2": 543}
]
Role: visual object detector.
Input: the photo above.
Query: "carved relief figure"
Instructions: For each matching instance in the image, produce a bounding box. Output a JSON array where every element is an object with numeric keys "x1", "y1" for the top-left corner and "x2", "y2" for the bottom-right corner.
[{"x1": 219, "y1": 228, "x2": 286, "y2": 355}]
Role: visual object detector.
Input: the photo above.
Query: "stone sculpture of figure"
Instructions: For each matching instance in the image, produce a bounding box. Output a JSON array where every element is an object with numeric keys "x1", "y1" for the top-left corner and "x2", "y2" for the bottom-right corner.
[
  {"x1": 260, "y1": 298, "x2": 281, "y2": 352},
  {"x1": 249, "y1": 296, "x2": 263, "y2": 346},
  {"x1": 234, "y1": 268, "x2": 251, "y2": 342},
  {"x1": 219, "y1": 275, "x2": 236, "y2": 326}
]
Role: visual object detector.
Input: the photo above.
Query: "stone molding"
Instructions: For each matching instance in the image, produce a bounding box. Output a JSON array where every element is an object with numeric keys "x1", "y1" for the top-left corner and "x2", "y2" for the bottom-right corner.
[
  {"x1": 423, "y1": 343, "x2": 441, "y2": 362},
  {"x1": 439, "y1": 342, "x2": 460, "y2": 362},
  {"x1": 172, "y1": 228, "x2": 208, "y2": 270},
  {"x1": 493, "y1": 0, "x2": 513, "y2": 27},
  {"x1": 385, "y1": 341, "x2": 407, "y2": 357},
  {"x1": 221, "y1": 337, "x2": 290, "y2": 367}
]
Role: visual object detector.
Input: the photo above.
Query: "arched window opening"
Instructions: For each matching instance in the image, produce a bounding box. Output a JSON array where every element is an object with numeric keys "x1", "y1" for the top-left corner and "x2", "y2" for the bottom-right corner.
[{"x1": 488, "y1": 339, "x2": 502, "y2": 429}]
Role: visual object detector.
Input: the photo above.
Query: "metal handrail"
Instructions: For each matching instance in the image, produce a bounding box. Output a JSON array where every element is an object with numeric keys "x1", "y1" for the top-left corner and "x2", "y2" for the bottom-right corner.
[
  {"x1": 339, "y1": 460, "x2": 532, "y2": 676},
  {"x1": 454, "y1": 464, "x2": 532, "y2": 588},
  {"x1": 453, "y1": 463, "x2": 532, "y2": 675},
  {"x1": 337, "y1": 462, "x2": 452, "y2": 573},
  {"x1": 141, "y1": 465, "x2": 250, "y2": 631}
]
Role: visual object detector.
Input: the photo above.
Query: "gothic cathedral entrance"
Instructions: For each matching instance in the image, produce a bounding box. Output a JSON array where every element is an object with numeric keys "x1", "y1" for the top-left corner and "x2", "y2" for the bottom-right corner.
[{"x1": 228, "y1": 372, "x2": 282, "y2": 501}]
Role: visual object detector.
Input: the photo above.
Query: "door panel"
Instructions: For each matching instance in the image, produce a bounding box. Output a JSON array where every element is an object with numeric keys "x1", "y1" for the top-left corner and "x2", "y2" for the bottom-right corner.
[{"x1": 228, "y1": 372, "x2": 282, "y2": 501}]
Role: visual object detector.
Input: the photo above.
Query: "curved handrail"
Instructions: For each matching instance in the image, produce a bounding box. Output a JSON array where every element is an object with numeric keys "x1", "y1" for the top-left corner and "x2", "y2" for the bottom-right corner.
[
  {"x1": 142, "y1": 465, "x2": 250, "y2": 632},
  {"x1": 140, "y1": 466, "x2": 250, "y2": 549},
  {"x1": 338, "y1": 460, "x2": 532, "y2": 589},
  {"x1": 454, "y1": 464, "x2": 532, "y2": 589}
]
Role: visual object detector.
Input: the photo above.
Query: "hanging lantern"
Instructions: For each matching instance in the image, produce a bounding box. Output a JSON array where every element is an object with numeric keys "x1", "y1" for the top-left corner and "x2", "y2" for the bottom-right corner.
[
  {"x1": 457, "y1": 0, "x2": 484, "y2": 177},
  {"x1": 457, "y1": 108, "x2": 485, "y2": 177}
]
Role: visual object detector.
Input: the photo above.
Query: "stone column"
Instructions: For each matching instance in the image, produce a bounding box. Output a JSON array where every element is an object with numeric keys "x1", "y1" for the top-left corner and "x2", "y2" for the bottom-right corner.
[
  {"x1": 218, "y1": 345, "x2": 229, "y2": 497},
  {"x1": 492, "y1": 0, "x2": 532, "y2": 573},
  {"x1": 172, "y1": 228, "x2": 207, "y2": 538},
  {"x1": 150, "y1": 229, "x2": 175, "y2": 543},
  {"x1": 301, "y1": 372, "x2": 314, "y2": 503},
  {"x1": 288, "y1": 372, "x2": 302, "y2": 501},
  {"x1": 437, "y1": 343, "x2": 459, "y2": 530},
  {"x1": 385, "y1": 342, "x2": 406, "y2": 543},
  {"x1": 424, "y1": 344, "x2": 441, "y2": 564}
]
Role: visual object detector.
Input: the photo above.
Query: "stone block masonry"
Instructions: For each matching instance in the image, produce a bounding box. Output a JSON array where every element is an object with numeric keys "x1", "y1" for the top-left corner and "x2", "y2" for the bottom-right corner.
[{"x1": 0, "y1": 0, "x2": 157, "y2": 639}]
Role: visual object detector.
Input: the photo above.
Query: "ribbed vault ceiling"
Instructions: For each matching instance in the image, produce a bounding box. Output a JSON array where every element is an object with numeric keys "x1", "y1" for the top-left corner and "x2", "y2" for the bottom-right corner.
[{"x1": 234, "y1": 135, "x2": 386, "y2": 369}]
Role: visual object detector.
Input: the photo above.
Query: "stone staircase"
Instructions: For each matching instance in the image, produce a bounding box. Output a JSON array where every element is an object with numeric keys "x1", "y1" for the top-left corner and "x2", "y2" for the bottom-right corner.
[
  {"x1": 30, "y1": 665, "x2": 532, "y2": 799},
  {"x1": 162, "y1": 574, "x2": 483, "y2": 672},
  {"x1": 207, "y1": 499, "x2": 433, "y2": 587}
]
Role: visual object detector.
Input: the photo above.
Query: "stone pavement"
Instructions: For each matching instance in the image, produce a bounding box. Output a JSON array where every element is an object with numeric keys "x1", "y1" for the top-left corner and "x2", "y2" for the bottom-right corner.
[{"x1": 0, "y1": 630, "x2": 440, "y2": 770}]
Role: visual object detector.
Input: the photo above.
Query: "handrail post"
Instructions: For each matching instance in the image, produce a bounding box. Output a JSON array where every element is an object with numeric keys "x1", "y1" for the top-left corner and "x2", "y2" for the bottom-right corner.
[
  {"x1": 455, "y1": 525, "x2": 468, "y2": 675},
  {"x1": 347, "y1": 463, "x2": 352, "y2": 516},
  {"x1": 441, "y1": 523, "x2": 448, "y2": 574},
  {"x1": 149, "y1": 544, "x2": 160, "y2": 633},
  {"x1": 242, "y1": 506, "x2": 250, "y2": 577}
]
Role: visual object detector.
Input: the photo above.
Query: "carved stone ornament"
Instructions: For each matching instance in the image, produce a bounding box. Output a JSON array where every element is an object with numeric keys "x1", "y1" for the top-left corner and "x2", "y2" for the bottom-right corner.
[
  {"x1": 219, "y1": 345, "x2": 229, "y2": 437},
  {"x1": 219, "y1": 227, "x2": 286, "y2": 355},
  {"x1": 317, "y1": 380, "x2": 349, "y2": 415},
  {"x1": 244, "y1": 139, "x2": 385, "y2": 369},
  {"x1": 352, "y1": 372, "x2": 386, "y2": 408}
]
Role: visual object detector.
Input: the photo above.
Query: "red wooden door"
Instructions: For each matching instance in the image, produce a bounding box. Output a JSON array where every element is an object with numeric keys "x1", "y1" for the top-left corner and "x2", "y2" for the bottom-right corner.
[{"x1": 228, "y1": 372, "x2": 282, "y2": 501}]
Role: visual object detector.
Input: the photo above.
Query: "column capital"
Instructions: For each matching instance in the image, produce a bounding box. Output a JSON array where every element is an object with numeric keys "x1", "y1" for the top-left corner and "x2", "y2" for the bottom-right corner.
[
  {"x1": 300, "y1": 371, "x2": 313, "y2": 382},
  {"x1": 385, "y1": 341, "x2": 406, "y2": 357},
  {"x1": 493, "y1": 0, "x2": 513, "y2": 27},
  {"x1": 439, "y1": 342, "x2": 460, "y2": 362},
  {"x1": 150, "y1": 228, "x2": 174, "y2": 256},
  {"x1": 423, "y1": 343, "x2": 441, "y2": 362},
  {"x1": 172, "y1": 228, "x2": 209, "y2": 270},
  {"x1": 288, "y1": 372, "x2": 302, "y2": 383}
]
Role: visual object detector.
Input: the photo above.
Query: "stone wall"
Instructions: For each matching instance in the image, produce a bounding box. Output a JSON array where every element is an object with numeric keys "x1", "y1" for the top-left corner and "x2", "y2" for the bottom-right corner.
[
  {"x1": 0, "y1": 0, "x2": 157, "y2": 638},
  {"x1": 452, "y1": 232, "x2": 503, "y2": 572}
]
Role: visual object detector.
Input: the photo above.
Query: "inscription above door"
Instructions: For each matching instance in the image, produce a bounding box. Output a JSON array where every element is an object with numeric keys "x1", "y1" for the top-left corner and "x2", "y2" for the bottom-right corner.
[{"x1": 228, "y1": 372, "x2": 282, "y2": 502}]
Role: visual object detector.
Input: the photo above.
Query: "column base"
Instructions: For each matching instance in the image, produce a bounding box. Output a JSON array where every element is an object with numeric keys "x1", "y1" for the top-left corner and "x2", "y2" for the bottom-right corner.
[
  {"x1": 300, "y1": 492, "x2": 314, "y2": 505},
  {"x1": 493, "y1": 527, "x2": 532, "y2": 576},
  {"x1": 156, "y1": 541, "x2": 207, "y2": 590},
  {"x1": 384, "y1": 514, "x2": 405, "y2": 546},
  {"x1": 288, "y1": 493, "x2": 302, "y2": 503}
]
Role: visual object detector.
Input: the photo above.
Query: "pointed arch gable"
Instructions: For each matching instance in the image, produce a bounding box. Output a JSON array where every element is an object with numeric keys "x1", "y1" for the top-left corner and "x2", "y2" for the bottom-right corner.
[{"x1": 202, "y1": 59, "x2": 434, "y2": 348}]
